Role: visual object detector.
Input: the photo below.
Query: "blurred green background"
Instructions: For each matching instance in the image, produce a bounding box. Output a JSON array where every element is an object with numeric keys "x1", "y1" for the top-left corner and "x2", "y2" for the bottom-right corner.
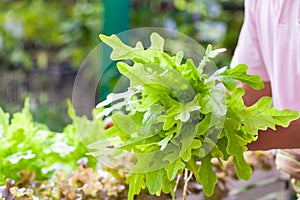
[{"x1": 0, "y1": 0, "x2": 244, "y2": 131}]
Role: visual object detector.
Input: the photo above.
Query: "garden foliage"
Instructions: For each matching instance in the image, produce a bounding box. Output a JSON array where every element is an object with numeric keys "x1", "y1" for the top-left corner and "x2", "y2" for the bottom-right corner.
[
  {"x1": 0, "y1": 0, "x2": 102, "y2": 69},
  {"x1": 0, "y1": 99, "x2": 96, "y2": 185}
]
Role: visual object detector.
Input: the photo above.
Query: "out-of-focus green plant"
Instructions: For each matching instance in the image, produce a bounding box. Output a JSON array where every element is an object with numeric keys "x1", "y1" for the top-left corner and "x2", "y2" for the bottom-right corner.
[
  {"x1": 0, "y1": 99, "x2": 67, "y2": 131},
  {"x1": 0, "y1": 0, "x2": 102, "y2": 69},
  {"x1": 0, "y1": 98, "x2": 98, "y2": 185},
  {"x1": 0, "y1": 0, "x2": 243, "y2": 69}
]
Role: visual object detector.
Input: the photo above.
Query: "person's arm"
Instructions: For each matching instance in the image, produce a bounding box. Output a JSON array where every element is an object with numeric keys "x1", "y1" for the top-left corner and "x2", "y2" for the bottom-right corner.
[{"x1": 242, "y1": 82, "x2": 300, "y2": 150}]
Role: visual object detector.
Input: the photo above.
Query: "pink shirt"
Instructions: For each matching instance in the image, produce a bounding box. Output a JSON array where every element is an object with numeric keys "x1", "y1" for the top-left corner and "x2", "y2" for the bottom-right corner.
[{"x1": 231, "y1": 0, "x2": 300, "y2": 112}]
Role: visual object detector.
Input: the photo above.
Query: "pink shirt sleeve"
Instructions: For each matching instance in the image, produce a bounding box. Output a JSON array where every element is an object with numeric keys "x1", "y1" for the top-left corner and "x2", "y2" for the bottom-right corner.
[{"x1": 230, "y1": 0, "x2": 270, "y2": 82}]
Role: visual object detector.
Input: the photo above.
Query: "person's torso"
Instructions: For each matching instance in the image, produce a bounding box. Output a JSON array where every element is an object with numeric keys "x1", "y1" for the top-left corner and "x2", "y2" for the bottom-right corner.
[{"x1": 253, "y1": 0, "x2": 300, "y2": 111}]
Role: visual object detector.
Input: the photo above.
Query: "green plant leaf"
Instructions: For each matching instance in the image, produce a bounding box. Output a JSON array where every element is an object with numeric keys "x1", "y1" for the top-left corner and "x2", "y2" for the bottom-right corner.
[
  {"x1": 200, "y1": 87, "x2": 226, "y2": 116},
  {"x1": 218, "y1": 64, "x2": 264, "y2": 91},
  {"x1": 165, "y1": 159, "x2": 185, "y2": 180},
  {"x1": 226, "y1": 129, "x2": 252, "y2": 180},
  {"x1": 251, "y1": 97, "x2": 300, "y2": 127},
  {"x1": 127, "y1": 173, "x2": 146, "y2": 200},
  {"x1": 198, "y1": 154, "x2": 218, "y2": 197},
  {"x1": 145, "y1": 169, "x2": 164, "y2": 195}
]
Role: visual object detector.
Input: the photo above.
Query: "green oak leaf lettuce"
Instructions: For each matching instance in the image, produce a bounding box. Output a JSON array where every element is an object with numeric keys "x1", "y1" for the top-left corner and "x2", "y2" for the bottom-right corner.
[{"x1": 91, "y1": 32, "x2": 300, "y2": 199}]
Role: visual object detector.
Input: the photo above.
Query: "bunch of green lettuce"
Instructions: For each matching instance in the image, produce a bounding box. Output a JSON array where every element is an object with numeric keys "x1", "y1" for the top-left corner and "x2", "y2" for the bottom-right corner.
[
  {"x1": 93, "y1": 32, "x2": 299, "y2": 199},
  {"x1": 0, "y1": 99, "x2": 96, "y2": 185}
]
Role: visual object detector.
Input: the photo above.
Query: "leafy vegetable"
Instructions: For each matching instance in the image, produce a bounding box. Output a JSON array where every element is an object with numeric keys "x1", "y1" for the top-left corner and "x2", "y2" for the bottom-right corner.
[
  {"x1": 0, "y1": 99, "x2": 96, "y2": 185},
  {"x1": 92, "y1": 32, "x2": 299, "y2": 198}
]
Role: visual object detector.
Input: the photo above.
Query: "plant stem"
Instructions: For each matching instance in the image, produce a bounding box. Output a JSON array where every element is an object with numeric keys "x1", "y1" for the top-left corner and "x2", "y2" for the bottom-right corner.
[
  {"x1": 174, "y1": 174, "x2": 181, "y2": 194},
  {"x1": 183, "y1": 168, "x2": 193, "y2": 200}
]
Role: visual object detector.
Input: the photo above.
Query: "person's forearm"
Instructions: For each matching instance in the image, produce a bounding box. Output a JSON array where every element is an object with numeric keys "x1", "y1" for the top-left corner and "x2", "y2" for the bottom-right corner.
[{"x1": 247, "y1": 119, "x2": 300, "y2": 150}]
